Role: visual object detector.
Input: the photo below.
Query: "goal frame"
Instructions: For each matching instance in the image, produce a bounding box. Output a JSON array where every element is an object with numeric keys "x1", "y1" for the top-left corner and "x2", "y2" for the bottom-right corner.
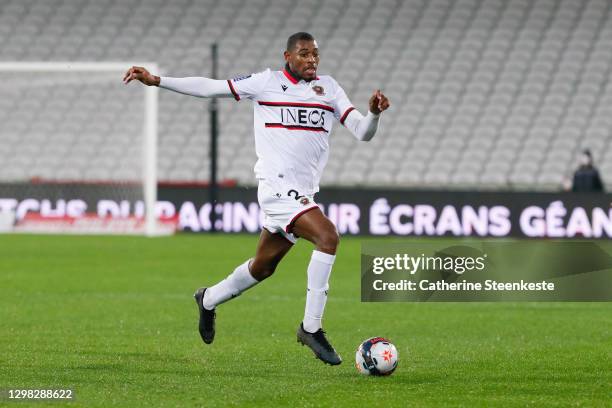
[{"x1": 0, "y1": 62, "x2": 160, "y2": 236}]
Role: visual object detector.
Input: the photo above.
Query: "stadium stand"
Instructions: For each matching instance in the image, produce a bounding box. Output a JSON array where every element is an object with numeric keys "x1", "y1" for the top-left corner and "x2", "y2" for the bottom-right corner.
[{"x1": 0, "y1": 0, "x2": 611, "y2": 190}]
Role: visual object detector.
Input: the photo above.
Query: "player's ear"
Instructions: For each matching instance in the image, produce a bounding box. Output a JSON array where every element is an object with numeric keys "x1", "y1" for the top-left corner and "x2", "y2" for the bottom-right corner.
[{"x1": 283, "y1": 50, "x2": 291, "y2": 62}]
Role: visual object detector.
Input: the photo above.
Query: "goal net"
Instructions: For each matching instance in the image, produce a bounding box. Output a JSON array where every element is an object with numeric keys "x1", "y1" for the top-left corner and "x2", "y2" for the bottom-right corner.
[{"x1": 0, "y1": 62, "x2": 172, "y2": 235}]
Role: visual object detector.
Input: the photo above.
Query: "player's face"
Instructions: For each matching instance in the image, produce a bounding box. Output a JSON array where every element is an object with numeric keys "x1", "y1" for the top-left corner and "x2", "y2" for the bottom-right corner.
[{"x1": 285, "y1": 40, "x2": 319, "y2": 81}]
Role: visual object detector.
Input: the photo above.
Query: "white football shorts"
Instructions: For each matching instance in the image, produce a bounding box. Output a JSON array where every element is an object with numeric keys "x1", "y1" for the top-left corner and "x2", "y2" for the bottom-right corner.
[{"x1": 257, "y1": 180, "x2": 320, "y2": 244}]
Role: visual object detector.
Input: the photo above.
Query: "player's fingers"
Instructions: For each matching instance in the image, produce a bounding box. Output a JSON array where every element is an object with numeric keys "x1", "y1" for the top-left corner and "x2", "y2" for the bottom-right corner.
[
  {"x1": 375, "y1": 93, "x2": 388, "y2": 110},
  {"x1": 369, "y1": 94, "x2": 378, "y2": 107},
  {"x1": 127, "y1": 67, "x2": 139, "y2": 78},
  {"x1": 126, "y1": 67, "x2": 141, "y2": 82},
  {"x1": 375, "y1": 92, "x2": 383, "y2": 108},
  {"x1": 122, "y1": 68, "x2": 133, "y2": 82}
]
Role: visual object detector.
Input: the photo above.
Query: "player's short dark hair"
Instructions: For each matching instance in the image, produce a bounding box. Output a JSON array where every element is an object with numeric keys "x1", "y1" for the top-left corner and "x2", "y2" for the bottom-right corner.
[{"x1": 286, "y1": 32, "x2": 315, "y2": 51}]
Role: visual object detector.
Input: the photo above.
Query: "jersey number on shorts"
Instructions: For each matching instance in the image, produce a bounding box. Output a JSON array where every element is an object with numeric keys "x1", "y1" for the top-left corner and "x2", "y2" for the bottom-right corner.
[{"x1": 287, "y1": 189, "x2": 304, "y2": 200}]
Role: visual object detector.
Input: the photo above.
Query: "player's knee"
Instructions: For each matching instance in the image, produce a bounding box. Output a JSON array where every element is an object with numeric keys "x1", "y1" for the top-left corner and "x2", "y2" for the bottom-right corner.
[
  {"x1": 250, "y1": 261, "x2": 276, "y2": 281},
  {"x1": 316, "y1": 229, "x2": 339, "y2": 254}
]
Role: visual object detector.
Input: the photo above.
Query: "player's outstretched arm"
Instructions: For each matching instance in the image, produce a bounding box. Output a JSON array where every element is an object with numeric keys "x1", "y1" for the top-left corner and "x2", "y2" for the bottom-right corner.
[
  {"x1": 123, "y1": 66, "x2": 233, "y2": 98},
  {"x1": 344, "y1": 90, "x2": 390, "y2": 142}
]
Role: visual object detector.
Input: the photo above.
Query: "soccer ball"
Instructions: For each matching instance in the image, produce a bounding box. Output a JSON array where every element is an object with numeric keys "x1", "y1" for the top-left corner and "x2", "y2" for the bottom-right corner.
[{"x1": 355, "y1": 337, "x2": 398, "y2": 376}]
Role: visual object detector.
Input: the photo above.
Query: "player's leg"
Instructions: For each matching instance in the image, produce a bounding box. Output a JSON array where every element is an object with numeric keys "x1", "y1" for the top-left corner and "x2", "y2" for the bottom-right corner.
[
  {"x1": 249, "y1": 228, "x2": 295, "y2": 281},
  {"x1": 291, "y1": 207, "x2": 339, "y2": 254},
  {"x1": 291, "y1": 207, "x2": 342, "y2": 365},
  {"x1": 194, "y1": 229, "x2": 293, "y2": 344},
  {"x1": 202, "y1": 229, "x2": 293, "y2": 308},
  {"x1": 292, "y1": 207, "x2": 339, "y2": 332}
]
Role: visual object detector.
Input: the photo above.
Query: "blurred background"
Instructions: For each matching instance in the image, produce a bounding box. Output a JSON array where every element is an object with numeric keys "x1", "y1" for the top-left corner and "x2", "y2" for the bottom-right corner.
[{"x1": 1, "y1": 0, "x2": 611, "y2": 237}]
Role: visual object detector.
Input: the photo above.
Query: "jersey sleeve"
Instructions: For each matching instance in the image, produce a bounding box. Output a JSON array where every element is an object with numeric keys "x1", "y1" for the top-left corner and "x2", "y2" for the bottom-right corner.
[
  {"x1": 331, "y1": 81, "x2": 356, "y2": 126},
  {"x1": 226, "y1": 69, "x2": 272, "y2": 101}
]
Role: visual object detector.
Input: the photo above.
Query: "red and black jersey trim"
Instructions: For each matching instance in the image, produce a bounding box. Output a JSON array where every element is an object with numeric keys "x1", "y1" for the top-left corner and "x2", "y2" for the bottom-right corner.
[
  {"x1": 227, "y1": 79, "x2": 240, "y2": 101},
  {"x1": 340, "y1": 107, "x2": 355, "y2": 125},
  {"x1": 283, "y1": 68, "x2": 299, "y2": 84},
  {"x1": 258, "y1": 101, "x2": 334, "y2": 112},
  {"x1": 265, "y1": 123, "x2": 328, "y2": 132}
]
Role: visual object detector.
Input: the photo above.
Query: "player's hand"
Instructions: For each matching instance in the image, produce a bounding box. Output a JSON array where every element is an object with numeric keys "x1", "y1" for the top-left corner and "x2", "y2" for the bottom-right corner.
[
  {"x1": 123, "y1": 66, "x2": 160, "y2": 86},
  {"x1": 368, "y1": 90, "x2": 390, "y2": 115}
]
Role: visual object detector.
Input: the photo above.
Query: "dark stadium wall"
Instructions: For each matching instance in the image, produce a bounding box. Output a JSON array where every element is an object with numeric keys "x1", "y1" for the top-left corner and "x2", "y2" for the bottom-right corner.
[{"x1": 1, "y1": 183, "x2": 611, "y2": 239}]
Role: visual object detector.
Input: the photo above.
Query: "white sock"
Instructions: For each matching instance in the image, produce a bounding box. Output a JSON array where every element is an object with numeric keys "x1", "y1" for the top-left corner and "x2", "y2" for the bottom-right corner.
[
  {"x1": 202, "y1": 259, "x2": 259, "y2": 310},
  {"x1": 303, "y1": 250, "x2": 336, "y2": 333}
]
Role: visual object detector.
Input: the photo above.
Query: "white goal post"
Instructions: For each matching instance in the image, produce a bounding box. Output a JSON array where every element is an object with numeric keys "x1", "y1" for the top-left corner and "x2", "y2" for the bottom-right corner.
[{"x1": 0, "y1": 62, "x2": 162, "y2": 236}]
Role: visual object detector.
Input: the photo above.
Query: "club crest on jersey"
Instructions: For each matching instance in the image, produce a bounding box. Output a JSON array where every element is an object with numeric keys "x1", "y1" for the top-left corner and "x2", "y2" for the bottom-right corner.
[
  {"x1": 312, "y1": 85, "x2": 325, "y2": 95},
  {"x1": 300, "y1": 197, "x2": 310, "y2": 205},
  {"x1": 232, "y1": 74, "x2": 252, "y2": 82}
]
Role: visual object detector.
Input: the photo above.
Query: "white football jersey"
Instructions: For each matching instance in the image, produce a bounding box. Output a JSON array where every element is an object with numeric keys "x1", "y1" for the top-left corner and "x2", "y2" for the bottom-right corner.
[{"x1": 227, "y1": 68, "x2": 355, "y2": 194}]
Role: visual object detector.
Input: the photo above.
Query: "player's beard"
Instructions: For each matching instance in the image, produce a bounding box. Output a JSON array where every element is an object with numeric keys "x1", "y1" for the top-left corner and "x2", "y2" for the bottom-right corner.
[
  {"x1": 303, "y1": 66, "x2": 317, "y2": 80},
  {"x1": 285, "y1": 63, "x2": 316, "y2": 82}
]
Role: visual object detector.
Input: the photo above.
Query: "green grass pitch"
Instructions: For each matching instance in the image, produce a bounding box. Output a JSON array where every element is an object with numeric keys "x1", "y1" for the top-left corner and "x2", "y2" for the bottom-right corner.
[{"x1": 1, "y1": 234, "x2": 610, "y2": 407}]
